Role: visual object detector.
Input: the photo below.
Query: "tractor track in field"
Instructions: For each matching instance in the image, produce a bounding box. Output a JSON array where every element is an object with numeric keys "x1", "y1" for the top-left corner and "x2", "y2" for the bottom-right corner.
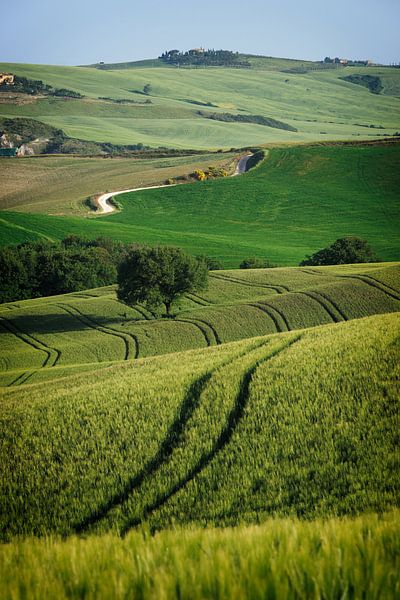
[
  {"x1": 111, "y1": 299, "x2": 154, "y2": 321},
  {"x1": 183, "y1": 316, "x2": 221, "y2": 344},
  {"x1": 210, "y1": 272, "x2": 288, "y2": 294},
  {"x1": 246, "y1": 303, "x2": 286, "y2": 333},
  {"x1": 359, "y1": 274, "x2": 400, "y2": 297},
  {"x1": 173, "y1": 318, "x2": 214, "y2": 347},
  {"x1": 255, "y1": 300, "x2": 291, "y2": 331},
  {"x1": 298, "y1": 291, "x2": 344, "y2": 323},
  {"x1": 186, "y1": 292, "x2": 211, "y2": 306},
  {"x1": 300, "y1": 268, "x2": 324, "y2": 276},
  {"x1": 8, "y1": 370, "x2": 37, "y2": 387},
  {"x1": 340, "y1": 275, "x2": 400, "y2": 301},
  {"x1": 0, "y1": 315, "x2": 60, "y2": 367},
  {"x1": 120, "y1": 334, "x2": 301, "y2": 535},
  {"x1": 73, "y1": 338, "x2": 267, "y2": 534},
  {"x1": 56, "y1": 304, "x2": 139, "y2": 360},
  {"x1": 312, "y1": 291, "x2": 349, "y2": 321}
]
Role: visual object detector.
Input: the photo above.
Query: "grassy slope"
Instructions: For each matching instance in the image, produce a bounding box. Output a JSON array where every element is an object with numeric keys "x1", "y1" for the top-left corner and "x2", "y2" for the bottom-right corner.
[
  {"x1": 1, "y1": 143, "x2": 399, "y2": 264},
  {"x1": 0, "y1": 62, "x2": 399, "y2": 148},
  {"x1": 0, "y1": 263, "x2": 399, "y2": 386},
  {"x1": 1, "y1": 512, "x2": 399, "y2": 600},
  {"x1": 0, "y1": 311, "x2": 398, "y2": 539},
  {"x1": 0, "y1": 152, "x2": 235, "y2": 214}
]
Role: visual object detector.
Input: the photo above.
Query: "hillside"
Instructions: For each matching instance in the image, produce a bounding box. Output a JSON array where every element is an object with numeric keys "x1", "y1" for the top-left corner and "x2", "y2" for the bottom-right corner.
[
  {"x1": 0, "y1": 60, "x2": 399, "y2": 149},
  {"x1": 1, "y1": 143, "x2": 399, "y2": 264},
  {"x1": 1, "y1": 262, "x2": 399, "y2": 387},
  {"x1": 0, "y1": 310, "x2": 398, "y2": 538},
  {"x1": 0, "y1": 151, "x2": 236, "y2": 214}
]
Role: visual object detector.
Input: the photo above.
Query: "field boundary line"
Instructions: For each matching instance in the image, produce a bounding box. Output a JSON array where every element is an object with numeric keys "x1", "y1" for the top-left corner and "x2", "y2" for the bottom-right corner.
[{"x1": 120, "y1": 334, "x2": 302, "y2": 535}]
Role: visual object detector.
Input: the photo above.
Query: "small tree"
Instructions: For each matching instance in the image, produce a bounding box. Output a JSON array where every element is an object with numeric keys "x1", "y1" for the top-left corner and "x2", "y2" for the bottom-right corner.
[
  {"x1": 300, "y1": 236, "x2": 380, "y2": 266},
  {"x1": 117, "y1": 246, "x2": 208, "y2": 315},
  {"x1": 143, "y1": 83, "x2": 152, "y2": 95}
]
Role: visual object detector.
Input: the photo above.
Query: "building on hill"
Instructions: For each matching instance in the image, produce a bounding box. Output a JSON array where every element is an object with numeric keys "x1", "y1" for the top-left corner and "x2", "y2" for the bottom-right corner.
[
  {"x1": 189, "y1": 47, "x2": 205, "y2": 55},
  {"x1": 0, "y1": 73, "x2": 14, "y2": 85}
]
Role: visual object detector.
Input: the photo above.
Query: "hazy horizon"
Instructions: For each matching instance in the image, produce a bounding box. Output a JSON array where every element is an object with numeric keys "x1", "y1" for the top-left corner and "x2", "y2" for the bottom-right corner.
[{"x1": 1, "y1": 0, "x2": 399, "y2": 67}]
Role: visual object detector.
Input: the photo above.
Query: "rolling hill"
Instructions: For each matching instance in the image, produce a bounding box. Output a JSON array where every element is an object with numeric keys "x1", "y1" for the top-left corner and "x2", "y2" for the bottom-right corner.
[
  {"x1": 1, "y1": 262, "x2": 399, "y2": 386},
  {"x1": 0, "y1": 59, "x2": 399, "y2": 149},
  {"x1": 1, "y1": 142, "x2": 399, "y2": 264},
  {"x1": 1, "y1": 53, "x2": 399, "y2": 600},
  {"x1": 1, "y1": 308, "x2": 398, "y2": 538}
]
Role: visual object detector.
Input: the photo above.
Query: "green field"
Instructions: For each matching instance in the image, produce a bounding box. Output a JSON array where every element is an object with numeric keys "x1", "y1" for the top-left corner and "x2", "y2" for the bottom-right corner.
[
  {"x1": 1, "y1": 143, "x2": 399, "y2": 264},
  {"x1": 1, "y1": 55, "x2": 400, "y2": 598},
  {"x1": 0, "y1": 152, "x2": 236, "y2": 214},
  {"x1": 1, "y1": 512, "x2": 399, "y2": 600},
  {"x1": 0, "y1": 308, "x2": 398, "y2": 538},
  {"x1": 0, "y1": 61, "x2": 399, "y2": 149}
]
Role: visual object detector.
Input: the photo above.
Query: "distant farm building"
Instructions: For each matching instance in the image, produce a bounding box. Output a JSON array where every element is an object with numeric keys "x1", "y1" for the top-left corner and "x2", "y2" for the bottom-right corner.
[
  {"x1": 0, "y1": 73, "x2": 14, "y2": 85},
  {"x1": 188, "y1": 48, "x2": 205, "y2": 55}
]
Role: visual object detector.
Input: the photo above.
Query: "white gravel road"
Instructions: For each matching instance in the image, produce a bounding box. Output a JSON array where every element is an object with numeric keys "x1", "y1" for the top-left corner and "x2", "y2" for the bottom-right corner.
[{"x1": 96, "y1": 153, "x2": 252, "y2": 214}]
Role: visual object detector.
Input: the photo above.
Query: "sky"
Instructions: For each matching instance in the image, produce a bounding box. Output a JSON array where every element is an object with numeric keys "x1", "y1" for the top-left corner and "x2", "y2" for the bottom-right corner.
[{"x1": 1, "y1": 0, "x2": 399, "y2": 66}]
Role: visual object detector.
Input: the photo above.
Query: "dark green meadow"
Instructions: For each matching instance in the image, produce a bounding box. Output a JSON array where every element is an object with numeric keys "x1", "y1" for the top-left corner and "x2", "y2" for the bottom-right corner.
[{"x1": 1, "y1": 142, "x2": 399, "y2": 265}]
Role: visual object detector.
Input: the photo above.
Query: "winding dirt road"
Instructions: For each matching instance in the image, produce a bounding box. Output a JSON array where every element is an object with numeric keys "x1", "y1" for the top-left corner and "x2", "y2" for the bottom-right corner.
[{"x1": 96, "y1": 153, "x2": 252, "y2": 214}]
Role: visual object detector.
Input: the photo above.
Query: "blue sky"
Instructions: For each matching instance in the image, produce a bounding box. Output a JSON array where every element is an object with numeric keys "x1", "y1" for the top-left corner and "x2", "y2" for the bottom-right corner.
[{"x1": 1, "y1": 0, "x2": 399, "y2": 65}]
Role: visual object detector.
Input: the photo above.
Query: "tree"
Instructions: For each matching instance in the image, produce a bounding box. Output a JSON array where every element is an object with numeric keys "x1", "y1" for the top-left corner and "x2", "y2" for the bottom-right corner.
[
  {"x1": 300, "y1": 237, "x2": 380, "y2": 266},
  {"x1": 117, "y1": 246, "x2": 208, "y2": 315},
  {"x1": 143, "y1": 83, "x2": 152, "y2": 95}
]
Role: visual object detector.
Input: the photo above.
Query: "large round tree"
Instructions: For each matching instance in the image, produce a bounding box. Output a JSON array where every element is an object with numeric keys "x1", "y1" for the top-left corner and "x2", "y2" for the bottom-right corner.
[{"x1": 117, "y1": 245, "x2": 208, "y2": 315}]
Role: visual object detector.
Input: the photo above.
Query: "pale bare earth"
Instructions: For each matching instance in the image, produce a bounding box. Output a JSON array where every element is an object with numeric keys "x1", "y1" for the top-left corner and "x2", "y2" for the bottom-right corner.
[{"x1": 96, "y1": 153, "x2": 252, "y2": 214}]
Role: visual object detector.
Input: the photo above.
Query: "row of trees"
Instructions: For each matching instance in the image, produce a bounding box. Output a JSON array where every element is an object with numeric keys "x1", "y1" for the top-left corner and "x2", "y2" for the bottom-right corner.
[
  {"x1": 0, "y1": 237, "x2": 125, "y2": 304},
  {"x1": 159, "y1": 49, "x2": 251, "y2": 68},
  {"x1": 0, "y1": 236, "x2": 379, "y2": 312}
]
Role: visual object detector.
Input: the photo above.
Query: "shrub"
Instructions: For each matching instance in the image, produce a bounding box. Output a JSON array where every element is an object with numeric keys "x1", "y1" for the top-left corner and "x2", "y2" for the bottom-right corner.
[{"x1": 300, "y1": 237, "x2": 380, "y2": 266}]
